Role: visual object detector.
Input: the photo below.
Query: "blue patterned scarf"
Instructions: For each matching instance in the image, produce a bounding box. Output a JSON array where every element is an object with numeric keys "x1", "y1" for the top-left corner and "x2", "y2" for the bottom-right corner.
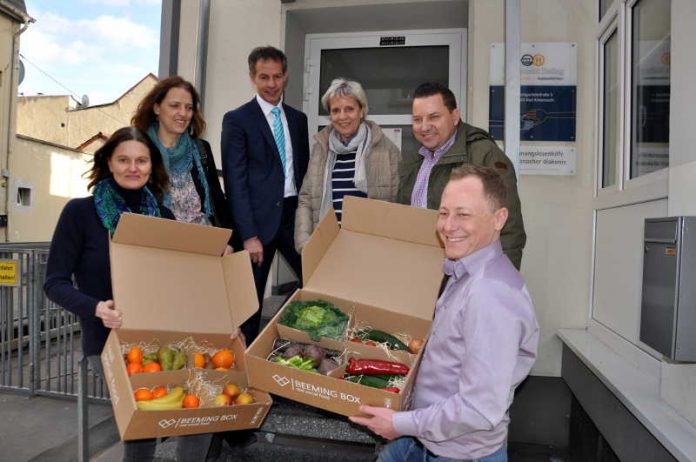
[
  {"x1": 147, "y1": 124, "x2": 213, "y2": 218},
  {"x1": 93, "y1": 178, "x2": 161, "y2": 235}
]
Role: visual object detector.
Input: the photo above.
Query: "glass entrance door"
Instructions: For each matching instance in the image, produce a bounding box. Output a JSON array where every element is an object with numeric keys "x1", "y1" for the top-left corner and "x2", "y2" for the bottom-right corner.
[{"x1": 304, "y1": 29, "x2": 467, "y2": 149}]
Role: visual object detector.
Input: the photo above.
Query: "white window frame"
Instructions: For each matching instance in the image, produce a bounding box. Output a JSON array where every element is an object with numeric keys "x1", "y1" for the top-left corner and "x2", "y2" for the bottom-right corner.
[
  {"x1": 594, "y1": 0, "x2": 669, "y2": 210},
  {"x1": 597, "y1": 21, "x2": 622, "y2": 196},
  {"x1": 303, "y1": 28, "x2": 467, "y2": 136}
]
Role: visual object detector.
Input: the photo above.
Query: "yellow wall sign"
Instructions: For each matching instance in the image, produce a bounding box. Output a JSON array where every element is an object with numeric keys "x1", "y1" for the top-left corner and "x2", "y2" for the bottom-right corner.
[{"x1": 0, "y1": 259, "x2": 20, "y2": 286}]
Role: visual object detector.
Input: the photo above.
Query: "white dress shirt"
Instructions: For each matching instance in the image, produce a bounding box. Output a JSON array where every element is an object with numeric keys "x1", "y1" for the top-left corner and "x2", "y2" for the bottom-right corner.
[{"x1": 256, "y1": 94, "x2": 297, "y2": 197}]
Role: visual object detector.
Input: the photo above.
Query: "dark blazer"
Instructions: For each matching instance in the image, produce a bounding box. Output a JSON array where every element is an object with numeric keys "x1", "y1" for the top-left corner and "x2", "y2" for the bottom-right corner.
[{"x1": 221, "y1": 98, "x2": 309, "y2": 245}]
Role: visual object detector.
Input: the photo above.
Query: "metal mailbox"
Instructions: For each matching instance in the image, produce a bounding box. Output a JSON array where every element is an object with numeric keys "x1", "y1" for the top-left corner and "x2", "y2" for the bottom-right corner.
[{"x1": 640, "y1": 217, "x2": 696, "y2": 361}]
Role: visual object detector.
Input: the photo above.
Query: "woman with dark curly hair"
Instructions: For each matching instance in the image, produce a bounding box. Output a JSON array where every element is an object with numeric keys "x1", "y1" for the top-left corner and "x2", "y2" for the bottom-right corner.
[{"x1": 44, "y1": 127, "x2": 178, "y2": 461}]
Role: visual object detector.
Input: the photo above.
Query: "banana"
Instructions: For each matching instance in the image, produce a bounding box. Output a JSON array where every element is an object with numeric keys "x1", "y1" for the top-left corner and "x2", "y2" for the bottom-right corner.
[
  {"x1": 137, "y1": 395, "x2": 184, "y2": 410},
  {"x1": 136, "y1": 386, "x2": 186, "y2": 411},
  {"x1": 152, "y1": 386, "x2": 185, "y2": 404},
  {"x1": 136, "y1": 395, "x2": 184, "y2": 411}
]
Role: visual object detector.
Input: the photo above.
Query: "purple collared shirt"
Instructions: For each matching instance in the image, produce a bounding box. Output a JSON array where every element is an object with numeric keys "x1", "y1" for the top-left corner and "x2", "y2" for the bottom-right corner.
[
  {"x1": 393, "y1": 240, "x2": 539, "y2": 459},
  {"x1": 410, "y1": 131, "x2": 458, "y2": 208}
]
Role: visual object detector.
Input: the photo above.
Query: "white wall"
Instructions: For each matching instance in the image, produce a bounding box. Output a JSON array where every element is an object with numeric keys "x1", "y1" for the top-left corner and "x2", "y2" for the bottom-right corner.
[
  {"x1": 176, "y1": 0, "x2": 282, "y2": 165},
  {"x1": 469, "y1": 0, "x2": 595, "y2": 375}
]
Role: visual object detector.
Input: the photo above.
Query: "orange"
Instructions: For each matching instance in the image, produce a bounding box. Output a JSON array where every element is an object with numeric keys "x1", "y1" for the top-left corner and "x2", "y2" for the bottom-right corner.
[
  {"x1": 211, "y1": 349, "x2": 234, "y2": 369},
  {"x1": 143, "y1": 362, "x2": 162, "y2": 373},
  {"x1": 151, "y1": 386, "x2": 168, "y2": 399},
  {"x1": 182, "y1": 394, "x2": 199, "y2": 409},
  {"x1": 193, "y1": 352, "x2": 206, "y2": 368},
  {"x1": 127, "y1": 362, "x2": 143, "y2": 376},
  {"x1": 126, "y1": 347, "x2": 143, "y2": 365},
  {"x1": 134, "y1": 388, "x2": 153, "y2": 401}
]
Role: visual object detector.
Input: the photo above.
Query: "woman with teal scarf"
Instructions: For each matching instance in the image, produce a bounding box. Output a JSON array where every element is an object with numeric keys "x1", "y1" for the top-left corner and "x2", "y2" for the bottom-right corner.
[
  {"x1": 133, "y1": 76, "x2": 232, "y2": 254},
  {"x1": 44, "y1": 127, "x2": 182, "y2": 462}
]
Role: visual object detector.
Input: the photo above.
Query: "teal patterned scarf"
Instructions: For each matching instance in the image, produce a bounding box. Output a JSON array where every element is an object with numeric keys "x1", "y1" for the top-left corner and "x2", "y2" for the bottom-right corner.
[
  {"x1": 93, "y1": 178, "x2": 161, "y2": 235},
  {"x1": 146, "y1": 124, "x2": 213, "y2": 218}
]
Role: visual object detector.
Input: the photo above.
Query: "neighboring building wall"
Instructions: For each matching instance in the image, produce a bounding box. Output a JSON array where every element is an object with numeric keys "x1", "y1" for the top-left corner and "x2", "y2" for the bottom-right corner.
[
  {"x1": 9, "y1": 74, "x2": 156, "y2": 242},
  {"x1": 17, "y1": 74, "x2": 158, "y2": 149},
  {"x1": 0, "y1": 13, "x2": 16, "y2": 241},
  {"x1": 0, "y1": 8, "x2": 26, "y2": 243},
  {"x1": 15, "y1": 95, "x2": 75, "y2": 146},
  {"x1": 9, "y1": 136, "x2": 91, "y2": 242}
]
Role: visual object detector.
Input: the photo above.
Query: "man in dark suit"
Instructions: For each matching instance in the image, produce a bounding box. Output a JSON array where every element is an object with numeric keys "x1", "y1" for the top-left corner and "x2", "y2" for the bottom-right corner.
[{"x1": 222, "y1": 46, "x2": 309, "y2": 343}]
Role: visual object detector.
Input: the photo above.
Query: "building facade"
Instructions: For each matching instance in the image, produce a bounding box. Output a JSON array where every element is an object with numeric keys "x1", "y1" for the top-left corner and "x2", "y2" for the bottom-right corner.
[{"x1": 164, "y1": 0, "x2": 696, "y2": 459}]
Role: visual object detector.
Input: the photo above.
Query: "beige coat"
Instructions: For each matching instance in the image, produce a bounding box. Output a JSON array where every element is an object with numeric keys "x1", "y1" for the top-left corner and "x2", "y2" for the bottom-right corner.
[{"x1": 295, "y1": 120, "x2": 401, "y2": 252}]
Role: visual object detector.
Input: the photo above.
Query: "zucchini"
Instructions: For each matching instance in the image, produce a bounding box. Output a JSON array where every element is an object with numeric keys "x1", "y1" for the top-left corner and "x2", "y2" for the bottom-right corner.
[
  {"x1": 357, "y1": 328, "x2": 409, "y2": 351},
  {"x1": 344, "y1": 374, "x2": 391, "y2": 389}
]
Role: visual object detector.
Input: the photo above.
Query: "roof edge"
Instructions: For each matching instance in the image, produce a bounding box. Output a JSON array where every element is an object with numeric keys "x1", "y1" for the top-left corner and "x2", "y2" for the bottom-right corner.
[{"x1": 0, "y1": 2, "x2": 34, "y2": 24}]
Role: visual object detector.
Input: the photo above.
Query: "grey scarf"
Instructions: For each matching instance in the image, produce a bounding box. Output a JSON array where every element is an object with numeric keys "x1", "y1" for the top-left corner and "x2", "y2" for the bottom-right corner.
[{"x1": 319, "y1": 122, "x2": 372, "y2": 220}]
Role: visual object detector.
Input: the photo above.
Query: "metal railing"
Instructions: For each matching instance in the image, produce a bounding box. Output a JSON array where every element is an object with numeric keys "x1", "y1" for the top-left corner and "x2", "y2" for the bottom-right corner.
[
  {"x1": 0, "y1": 243, "x2": 109, "y2": 461},
  {"x1": 0, "y1": 243, "x2": 107, "y2": 400}
]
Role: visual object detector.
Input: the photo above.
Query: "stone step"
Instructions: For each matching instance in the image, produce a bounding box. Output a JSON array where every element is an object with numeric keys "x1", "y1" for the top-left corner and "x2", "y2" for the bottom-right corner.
[
  {"x1": 258, "y1": 396, "x2": 379, "y2": 445},
  {"x1": 219, "y1": 431, "x2": 378, "y2": 462}
]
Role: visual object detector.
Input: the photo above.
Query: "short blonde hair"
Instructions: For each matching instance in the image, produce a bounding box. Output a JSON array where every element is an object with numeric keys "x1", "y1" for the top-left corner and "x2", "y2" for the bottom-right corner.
[{"x1": 321, "y1": 78, "x2": 369, "y2": 116}]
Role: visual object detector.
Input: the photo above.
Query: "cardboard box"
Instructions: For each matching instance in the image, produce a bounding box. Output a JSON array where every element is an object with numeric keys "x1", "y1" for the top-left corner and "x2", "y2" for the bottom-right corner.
[
  {"x1": 246, "y1": 197, "x2": 444, "y2": 416},
  {"x1": 101, "y1": 214, "x2": 272, "y2": 440}
]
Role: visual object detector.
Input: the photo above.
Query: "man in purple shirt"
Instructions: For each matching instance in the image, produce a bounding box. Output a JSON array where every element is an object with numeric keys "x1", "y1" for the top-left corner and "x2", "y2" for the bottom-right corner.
[{"x1": 351, "y1": 165, "x2": 539, "y2": 462}]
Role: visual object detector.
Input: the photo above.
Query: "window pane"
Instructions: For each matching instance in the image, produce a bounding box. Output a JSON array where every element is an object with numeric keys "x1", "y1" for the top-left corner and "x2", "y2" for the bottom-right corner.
[
  {"x1": 602, "y1": 30, "x2": 619, "y2": 188},
  {"x1": 599, "y1": 0, "x2": 613, "y2": 21},
  {"x1": 630, "y1": 0, "x2": 670, "y2": 178},
  {"x1": 319, "y1": 46, "x2": 449, "y2": 115}
]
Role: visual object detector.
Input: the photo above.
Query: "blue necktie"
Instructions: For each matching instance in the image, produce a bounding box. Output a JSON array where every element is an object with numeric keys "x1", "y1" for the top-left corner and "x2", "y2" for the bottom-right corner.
[{"x1": 271, "y1": 107, "x2": 286, "y2": 176}]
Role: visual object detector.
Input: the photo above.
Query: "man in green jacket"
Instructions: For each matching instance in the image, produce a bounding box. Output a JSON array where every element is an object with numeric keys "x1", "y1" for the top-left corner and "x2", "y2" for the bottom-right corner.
[{"x1": 397, "y1": 82, "x2": 526, "y2": 269}]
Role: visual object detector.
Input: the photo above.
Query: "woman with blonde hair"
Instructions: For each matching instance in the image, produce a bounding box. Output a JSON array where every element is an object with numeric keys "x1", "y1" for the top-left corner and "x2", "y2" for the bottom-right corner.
[{"x1": 295, "y1": 78, "x2": 400, "y2": 250}]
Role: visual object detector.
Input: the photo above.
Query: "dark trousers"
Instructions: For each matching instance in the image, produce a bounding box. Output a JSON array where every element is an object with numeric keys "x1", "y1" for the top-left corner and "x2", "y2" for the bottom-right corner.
[{"x1": 241, "y1": 196, "x2": 302, "y2": 344}]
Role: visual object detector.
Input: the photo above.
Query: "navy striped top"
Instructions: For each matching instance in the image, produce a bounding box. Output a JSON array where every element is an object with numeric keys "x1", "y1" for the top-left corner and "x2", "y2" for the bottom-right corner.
[{"x1": 331, "y1": 150, "x2": 367, "y2": 224}]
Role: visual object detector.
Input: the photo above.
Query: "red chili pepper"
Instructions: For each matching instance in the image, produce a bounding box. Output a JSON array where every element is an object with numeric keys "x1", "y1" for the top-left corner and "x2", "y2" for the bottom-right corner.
[
  {"x1": 364, "y1": 341, "x2": 377, "y2": 347},
  {"x1": 383, "y1": 387, "x2": 400, "y2": 393},
  {"x1": 346, "y1": 358, "x2": 410, "y2": 376},
  {"x1": 350, "y1": 337, "x2": 363, "y2": 344}
]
